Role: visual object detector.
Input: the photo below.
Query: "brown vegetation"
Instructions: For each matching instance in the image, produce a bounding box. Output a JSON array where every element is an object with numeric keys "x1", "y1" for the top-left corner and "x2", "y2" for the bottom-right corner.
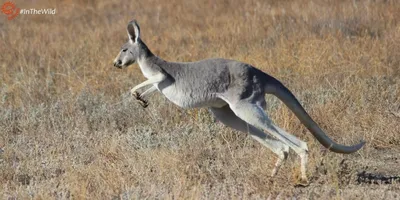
[{"x1": 0, "y1": 0, "x2": 399, "y2": 199}]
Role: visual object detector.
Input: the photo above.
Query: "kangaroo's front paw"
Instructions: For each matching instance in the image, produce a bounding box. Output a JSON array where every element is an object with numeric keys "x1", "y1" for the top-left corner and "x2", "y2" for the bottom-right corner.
[
  {"x1": 132, "y1": 91, "x2": 140, "y2": 99},
  {"x1": 138, "y1": 99, "x2": 149, "y2": 108},
  {"x1": 131, "y1": 91, "x2": 149, "y2": 108}
]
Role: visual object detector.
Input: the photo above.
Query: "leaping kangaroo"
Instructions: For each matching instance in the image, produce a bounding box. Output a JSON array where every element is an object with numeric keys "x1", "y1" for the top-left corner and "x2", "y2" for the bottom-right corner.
[{"x1": 113, "y1": 20, "x2": 365, "y2": 185}]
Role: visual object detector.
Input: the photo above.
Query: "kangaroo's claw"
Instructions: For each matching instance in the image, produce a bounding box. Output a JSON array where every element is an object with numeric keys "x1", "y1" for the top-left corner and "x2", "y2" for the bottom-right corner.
[{"x1": 132, "y1": 91, "x2": 149, "y2": 108}]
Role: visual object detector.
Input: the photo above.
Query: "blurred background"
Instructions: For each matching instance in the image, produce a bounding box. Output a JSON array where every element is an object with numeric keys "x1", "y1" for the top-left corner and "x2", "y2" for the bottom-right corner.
[{"x1": 0, "y1": 0, "x2": 399, "y2": 199}]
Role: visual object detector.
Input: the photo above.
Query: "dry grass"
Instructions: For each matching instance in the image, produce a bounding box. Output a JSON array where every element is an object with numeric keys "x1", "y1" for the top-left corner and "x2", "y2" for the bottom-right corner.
[{"x1": 1, "y1": 0, "x2": 400, "y2": 199}]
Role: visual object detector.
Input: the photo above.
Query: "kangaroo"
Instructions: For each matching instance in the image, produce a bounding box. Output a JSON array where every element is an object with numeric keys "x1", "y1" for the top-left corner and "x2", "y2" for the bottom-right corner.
[{"x1": 113, "y1": 20, "x2": 365, "y2": 185}]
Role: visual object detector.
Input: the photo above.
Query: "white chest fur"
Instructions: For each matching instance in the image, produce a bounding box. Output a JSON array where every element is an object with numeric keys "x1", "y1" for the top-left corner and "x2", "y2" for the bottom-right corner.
[{"x1": 157, "y1": 84, "x2": 193, "y2": 108}]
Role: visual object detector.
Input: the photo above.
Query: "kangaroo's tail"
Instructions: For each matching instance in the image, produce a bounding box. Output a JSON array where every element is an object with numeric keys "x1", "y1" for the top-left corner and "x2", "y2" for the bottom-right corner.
[{"x1": 265, "y1": 76, "x2": 365, "y2": 154}]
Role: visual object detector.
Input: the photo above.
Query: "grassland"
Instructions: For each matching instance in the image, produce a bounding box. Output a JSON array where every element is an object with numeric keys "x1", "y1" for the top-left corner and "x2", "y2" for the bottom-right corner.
[{"x1": 0, "y1": 0, "x2": 399, "y2": 199}]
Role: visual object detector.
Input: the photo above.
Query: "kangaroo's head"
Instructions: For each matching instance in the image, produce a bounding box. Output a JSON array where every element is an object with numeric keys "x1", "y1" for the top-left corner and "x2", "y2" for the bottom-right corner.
[{"x1": 113, "y1": 20, "x2": 143, "y2": 68}]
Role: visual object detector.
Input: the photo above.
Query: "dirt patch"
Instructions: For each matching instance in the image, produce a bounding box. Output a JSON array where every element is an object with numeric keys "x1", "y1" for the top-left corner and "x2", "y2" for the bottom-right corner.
[{"x1": 292, "y1": 148, "x2": 400, "y2": 199}]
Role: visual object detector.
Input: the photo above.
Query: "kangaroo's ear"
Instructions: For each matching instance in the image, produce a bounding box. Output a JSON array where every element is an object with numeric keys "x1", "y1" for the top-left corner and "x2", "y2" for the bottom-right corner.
[{"x1": 127, "y1": 20, "x2": 140, "y2": 43}]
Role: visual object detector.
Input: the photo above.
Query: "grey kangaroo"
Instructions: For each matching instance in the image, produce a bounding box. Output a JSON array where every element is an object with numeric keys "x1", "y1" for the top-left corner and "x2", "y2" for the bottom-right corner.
[{"x1": 113, "y1": 20, "x2": 365, "y2": 185}]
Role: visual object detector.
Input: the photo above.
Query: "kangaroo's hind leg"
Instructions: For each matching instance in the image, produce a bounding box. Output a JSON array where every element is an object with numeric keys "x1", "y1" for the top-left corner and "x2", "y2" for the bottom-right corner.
[
  {"x1": 228, "y1": 101, "x2": 309, "y2": 184},
  {"x1": 209, "y1": 105, "x2": 289, "y2": 177}
]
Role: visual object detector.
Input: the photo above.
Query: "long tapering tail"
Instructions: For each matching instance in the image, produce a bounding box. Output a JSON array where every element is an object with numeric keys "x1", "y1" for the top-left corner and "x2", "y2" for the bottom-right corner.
[{"x1": 265, "y1": 76, "x2": 365, "y2": 154}]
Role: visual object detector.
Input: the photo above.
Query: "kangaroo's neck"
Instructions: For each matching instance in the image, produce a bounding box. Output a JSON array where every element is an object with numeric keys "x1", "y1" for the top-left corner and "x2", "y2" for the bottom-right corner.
[
  {"x1": 138, "y1": 39, "x2": 154, "y2": 58},
  {"x1": 137, "y1": 40, "x2": 166, "y2": 78}
]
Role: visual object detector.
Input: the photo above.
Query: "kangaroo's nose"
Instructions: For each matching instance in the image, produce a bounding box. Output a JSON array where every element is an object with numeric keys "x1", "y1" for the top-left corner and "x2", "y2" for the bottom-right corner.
[{"x1": 114, "y1": 60, "x2": 122, "y2": 67}]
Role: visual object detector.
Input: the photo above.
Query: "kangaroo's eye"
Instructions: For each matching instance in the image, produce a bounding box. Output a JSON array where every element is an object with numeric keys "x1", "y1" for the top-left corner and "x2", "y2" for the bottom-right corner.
[{"x1": 122, "y1": 49, "x2": 128, "y2": 52}]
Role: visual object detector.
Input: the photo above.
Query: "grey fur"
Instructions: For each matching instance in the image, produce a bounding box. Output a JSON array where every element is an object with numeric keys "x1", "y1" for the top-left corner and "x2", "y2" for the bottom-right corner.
[{"x1": 113, "y1": 20, "x2": 365, "y2": 183}]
